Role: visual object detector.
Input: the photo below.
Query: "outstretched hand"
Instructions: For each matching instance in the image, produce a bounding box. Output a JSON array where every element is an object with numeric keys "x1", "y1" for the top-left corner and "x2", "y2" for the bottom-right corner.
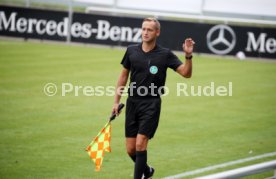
[{"x1": 183, "y1": 38, "x2": 195, "y2": 56}]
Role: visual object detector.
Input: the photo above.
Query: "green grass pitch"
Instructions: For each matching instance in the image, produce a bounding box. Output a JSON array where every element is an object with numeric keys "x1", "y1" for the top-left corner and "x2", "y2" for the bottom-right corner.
[{"x1": 0, "y1": 39, "x2": 276, "y2": 179}]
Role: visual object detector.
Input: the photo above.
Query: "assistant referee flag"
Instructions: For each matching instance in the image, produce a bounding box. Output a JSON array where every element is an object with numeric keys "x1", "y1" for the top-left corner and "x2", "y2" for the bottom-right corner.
[
  {"x1": 86, "y1": 103, "x2": 124, "y2": 171},
  {"x1": 86, "y1": 122, "x2": 111, "y2": 171}
]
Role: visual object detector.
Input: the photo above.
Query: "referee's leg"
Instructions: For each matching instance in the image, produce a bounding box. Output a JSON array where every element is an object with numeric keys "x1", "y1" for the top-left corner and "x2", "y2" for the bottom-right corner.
[
  {"x1": 126, "y1": 137, "x2": 136, "y2": 157},
  {"x1": 136, "y1": 134, "x2": 149, "y2": 179},
  {"x1": 126, "y1": 135, "x2": 151, "y2": 179}
]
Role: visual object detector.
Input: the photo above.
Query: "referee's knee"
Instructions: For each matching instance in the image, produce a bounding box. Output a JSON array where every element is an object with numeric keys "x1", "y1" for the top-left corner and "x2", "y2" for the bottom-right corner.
[
  {"x1": 136, "y1": 143, "x2": 147, "y2": 151},
  {"x1": 136, "y1": 136, "x2": 148, "y2": 151},
  {"x1": 127, "y1": 147, "x2": 136, "y2": 156}
]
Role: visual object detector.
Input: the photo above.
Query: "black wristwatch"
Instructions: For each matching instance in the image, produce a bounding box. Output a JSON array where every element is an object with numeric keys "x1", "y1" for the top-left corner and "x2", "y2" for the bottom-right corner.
[{"x1": 185, "y1": 55, "x2": 193, "y2": 60}]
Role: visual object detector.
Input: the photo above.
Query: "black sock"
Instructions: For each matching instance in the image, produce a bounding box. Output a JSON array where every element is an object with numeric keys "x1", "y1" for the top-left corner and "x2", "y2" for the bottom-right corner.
[
  {"x1": 129, "y1": 154, "x2": 150, "y2": 175},
  {"x1": 130, "y1": 154, "x2": 136, "y2": 163},
  {"x1": 134, "y1": 151, "x2": 147, "y2": 179}
]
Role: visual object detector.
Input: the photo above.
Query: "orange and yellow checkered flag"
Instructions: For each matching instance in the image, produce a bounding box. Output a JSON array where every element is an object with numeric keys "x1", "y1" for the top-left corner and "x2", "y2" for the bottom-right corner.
[
  {"x1": 86, "y1": 103, "x2": 124, "y2": 171},
  {"x1": 86, "y1": 122, "x2": 112, "y2": 171}
]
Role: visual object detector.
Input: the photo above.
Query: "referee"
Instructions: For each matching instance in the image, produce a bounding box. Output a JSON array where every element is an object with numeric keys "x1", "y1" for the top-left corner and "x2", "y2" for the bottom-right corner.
[{"x1": 112, "y1": 17, "x2": 194, "y2": 179}]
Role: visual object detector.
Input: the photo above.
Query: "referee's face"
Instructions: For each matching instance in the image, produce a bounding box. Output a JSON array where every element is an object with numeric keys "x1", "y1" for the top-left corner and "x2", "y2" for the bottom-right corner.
[{"x1": 142, "y1": 21, "x2": 160, "y2": 43}]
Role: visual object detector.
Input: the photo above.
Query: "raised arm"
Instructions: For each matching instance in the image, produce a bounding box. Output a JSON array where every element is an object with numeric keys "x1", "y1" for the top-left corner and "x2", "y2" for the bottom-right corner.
[
  {"x1": 176, "y1": 38, "x2": 195, "y2": 78},
  {"x1": 112, "y1": 67, "x2": 129, "y2": 115}
]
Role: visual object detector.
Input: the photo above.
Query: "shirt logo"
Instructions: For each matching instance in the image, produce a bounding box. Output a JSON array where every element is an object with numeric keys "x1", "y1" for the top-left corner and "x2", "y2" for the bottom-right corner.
[{"x1": 149, "y1": 66, "x2": 158, "y2": 74}]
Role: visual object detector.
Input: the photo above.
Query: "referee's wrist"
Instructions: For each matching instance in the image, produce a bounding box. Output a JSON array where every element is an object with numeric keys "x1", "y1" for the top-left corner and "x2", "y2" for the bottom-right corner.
[{"x1": 185, "y1": 54, "x2": 193, "y2": 60}]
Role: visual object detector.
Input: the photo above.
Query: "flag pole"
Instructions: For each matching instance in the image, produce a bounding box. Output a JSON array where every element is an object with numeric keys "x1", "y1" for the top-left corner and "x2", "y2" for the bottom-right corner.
[{"x1": 109, "y1": 103, "x2": 125, "y2": 122}]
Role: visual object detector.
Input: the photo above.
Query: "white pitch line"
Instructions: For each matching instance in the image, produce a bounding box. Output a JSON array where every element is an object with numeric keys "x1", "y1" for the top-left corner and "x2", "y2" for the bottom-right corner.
[{"x1": 162, "y1": 151, "x2": 276, "y2": 179}]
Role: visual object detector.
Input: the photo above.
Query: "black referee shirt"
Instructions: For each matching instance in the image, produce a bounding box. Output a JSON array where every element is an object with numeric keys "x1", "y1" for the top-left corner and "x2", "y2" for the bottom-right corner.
[{"x1": 121, "y1": 43, "x2": 183, "y2": 97}]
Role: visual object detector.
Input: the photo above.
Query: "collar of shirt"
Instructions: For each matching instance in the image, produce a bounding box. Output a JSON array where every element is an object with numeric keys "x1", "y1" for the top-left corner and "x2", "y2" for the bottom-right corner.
[{"x1": 139, "y1": 43, "x2": 159, "y2": 54}]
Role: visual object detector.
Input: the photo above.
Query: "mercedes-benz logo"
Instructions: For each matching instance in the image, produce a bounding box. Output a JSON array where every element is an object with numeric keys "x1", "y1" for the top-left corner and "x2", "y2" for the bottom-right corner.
[{"x1": 207, "y1": 25, "x2": 236, "y2": 55}]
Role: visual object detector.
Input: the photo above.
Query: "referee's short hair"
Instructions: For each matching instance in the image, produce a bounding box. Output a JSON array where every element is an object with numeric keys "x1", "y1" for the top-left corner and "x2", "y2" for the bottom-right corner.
[{"x1": 143, "y1": 17, "x2": 161, "y2": 30}]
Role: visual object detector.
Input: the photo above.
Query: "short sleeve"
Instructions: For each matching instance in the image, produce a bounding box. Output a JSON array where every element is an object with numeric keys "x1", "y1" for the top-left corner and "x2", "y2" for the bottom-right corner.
[
  {"x1": 167, "y1": 50, "x2": 183, "y2": 71},
  {"x1": 120, "y1": 48, "x2": 131, "y2": 69}
]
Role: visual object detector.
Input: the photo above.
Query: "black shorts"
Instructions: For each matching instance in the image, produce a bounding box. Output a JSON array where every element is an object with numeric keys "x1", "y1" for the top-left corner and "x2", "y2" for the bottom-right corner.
[{"x1": 125, "y1": 97, "x2": 161, "y2": 139}]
